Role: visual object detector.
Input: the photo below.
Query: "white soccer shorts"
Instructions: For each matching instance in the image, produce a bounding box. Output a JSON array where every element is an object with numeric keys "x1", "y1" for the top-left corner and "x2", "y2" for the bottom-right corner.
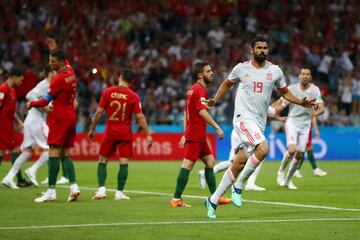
[
  {"x1": 285, "y1": 120, "x2": 310, "y2": 152},
  {"x1": 228, "y1": 129, "x2": 241, "y2": 162},
  {"x1": 233, "y1": 119, "x2": 266, "y2": 154},
  {"x1": 21, "y1": 121, "x2": 49, "y2": 150}
]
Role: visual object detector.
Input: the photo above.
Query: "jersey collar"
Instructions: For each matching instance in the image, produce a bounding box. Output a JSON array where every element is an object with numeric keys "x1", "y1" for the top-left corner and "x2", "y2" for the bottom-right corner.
[{"x1": 251, "y1": 60, "x2": 267, "y2": 69}]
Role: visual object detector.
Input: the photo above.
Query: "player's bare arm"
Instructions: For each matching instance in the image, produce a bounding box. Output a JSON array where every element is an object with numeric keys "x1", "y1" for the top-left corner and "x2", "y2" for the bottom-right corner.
[
  {"x1": 73, "y1": 98, "x2": 79, "y2": 110},
  {"x1": 269, "y1": 97, "x2": 289, "y2": 114},
  {"x1": 267, "y1": 103, "x2": 287, "y2": 122},
  {"x1": 14, "y1": 113, "x2": 24, "y2": 130},
  {"x1": 178, "y1": 111, "x2": 186, "y2": 148},
  {"x1": 136, "y1": 113, "x2": 153, "y2": 147},
  {"x1": 202, "y1": 79, "x2": 233, "y2": 108},
  {"x1": 198, "y1": 109, "x2": 224, "y2": 139},
  {"x1": 281, "y1": 88, "x2": 316, "y2": 108},
  {"x1": 311, "y1": 102, "x2": 325, "y2": 117},
  {"x1": 27, "y1": 93, "x2": 54, "y2": 109},
  {"x1": 312, "y1": 115, "x2": 321, "y2": 139},
  {"x1": 88, "y1": 107, "x2": 104, "y2": 140}
]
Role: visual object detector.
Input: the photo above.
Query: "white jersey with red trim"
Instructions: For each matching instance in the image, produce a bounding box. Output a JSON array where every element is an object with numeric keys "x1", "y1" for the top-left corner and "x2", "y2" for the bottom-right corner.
[
  {"x1": 25, "y1": 78, "x2": 50, "y2": 123},
  {"x1": 21, "y1": 78, "x2": 50, "y2": 150},
  {"x1": 228, "y1": 60, "x2": 287, "y2": 130},
  {"x1": 283, "y1": 83, "x2": 323, "y2": 129}
]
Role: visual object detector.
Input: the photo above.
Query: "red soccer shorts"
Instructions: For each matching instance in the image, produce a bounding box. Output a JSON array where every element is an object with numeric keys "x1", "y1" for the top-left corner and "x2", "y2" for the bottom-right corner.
[
  {"x1": 306, "y1": 128, "x2": 313, "y2": 148},
  {"x1": 184, "y1": 141, "x2": 212, "y2": 161},
  {"x1": 14, "y1": 132, "x2": 23, "y2": 148},
  {"x1": 99, "y1": 137, "x2": 133, "y2": 158},
  {"x1": 0, "y1": 131, "x2": 15, "y2": 150},
  {"x1": 48, "y1": 123, "x2": 76, "y2": 148}
]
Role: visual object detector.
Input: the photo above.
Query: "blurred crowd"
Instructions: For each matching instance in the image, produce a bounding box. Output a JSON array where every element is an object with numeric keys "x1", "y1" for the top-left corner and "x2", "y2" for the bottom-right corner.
[{"x1": 0, "y1": 0, "x2": 359, "y2": 128}]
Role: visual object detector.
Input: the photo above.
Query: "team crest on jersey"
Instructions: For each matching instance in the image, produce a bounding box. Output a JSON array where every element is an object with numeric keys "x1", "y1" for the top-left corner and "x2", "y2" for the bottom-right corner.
[
  {"x1": 267, "y1": 72, "x2": 272, "y2": 81},
  {"x1": 244, "y1": 73, "x2": 250, "y2": 78},
  {"x1": 255, "y1": 132, "x2": 261, "y2": 140}
]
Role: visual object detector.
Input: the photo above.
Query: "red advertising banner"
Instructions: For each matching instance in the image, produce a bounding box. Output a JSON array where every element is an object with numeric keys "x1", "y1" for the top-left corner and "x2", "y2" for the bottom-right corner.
[
  {"x1": 2, "y1": 133, "x2": 217, "y2": 161},
  {"x1": 70, "y1": 133, "x2": 217, "y2": 161}
]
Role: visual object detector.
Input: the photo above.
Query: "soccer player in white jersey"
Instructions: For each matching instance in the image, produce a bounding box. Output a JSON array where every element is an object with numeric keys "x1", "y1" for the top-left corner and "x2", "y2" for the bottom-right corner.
[
  {"x1": 198, "y1": 128, "x2": 266, "y2": 191},
  {"x1": 275, "y1": 68, "x2": 324, "y2": 189},
  {"x1": 1, "y1": 71, "x2": 54, "y2": 188},
  {"x1": 203, "y1": 35, "x2": 316, "y2": 219}
]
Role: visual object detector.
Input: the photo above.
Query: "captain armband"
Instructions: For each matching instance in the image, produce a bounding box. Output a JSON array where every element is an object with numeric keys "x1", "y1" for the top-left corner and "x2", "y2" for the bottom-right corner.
[{"x1": 44, "y1": 93, "x2": 54, "y2": 102}]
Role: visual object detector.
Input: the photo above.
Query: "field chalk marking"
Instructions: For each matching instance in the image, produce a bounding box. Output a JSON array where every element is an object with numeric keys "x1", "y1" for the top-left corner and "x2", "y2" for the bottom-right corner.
[
  {"x1": 1, "y1": 218, "x2": 360, "y2": 230},
  {"x1": 66, "y1": 186, "x2": 360, "y2": 212}
]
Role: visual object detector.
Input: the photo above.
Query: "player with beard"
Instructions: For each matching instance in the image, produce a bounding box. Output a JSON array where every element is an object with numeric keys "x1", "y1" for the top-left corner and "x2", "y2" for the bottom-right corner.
[
  {"x1": 276, "y1": 68, "x2": 324, "y2": 189},
  {"x1": 170, "y1": 62, "x2": 230, "y2": 208},
  {"x1": 203, "y1": 35, "x2": 316, "y2": 218}
]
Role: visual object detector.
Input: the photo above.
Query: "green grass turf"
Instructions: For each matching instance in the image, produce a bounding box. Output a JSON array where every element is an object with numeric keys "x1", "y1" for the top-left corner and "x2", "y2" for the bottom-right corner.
[{"x1": 0, "y1": 160, "x2": 359, "y2": 240}]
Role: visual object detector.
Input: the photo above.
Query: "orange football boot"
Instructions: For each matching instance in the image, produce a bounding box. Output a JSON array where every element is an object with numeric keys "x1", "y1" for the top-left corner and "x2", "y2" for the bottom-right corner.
[
  {"x1": 218, "y1": 197, "x2": 231, "y2": 205},
  {"x1": 170, "y1": 198, "x2": 192, "y2": 208}
]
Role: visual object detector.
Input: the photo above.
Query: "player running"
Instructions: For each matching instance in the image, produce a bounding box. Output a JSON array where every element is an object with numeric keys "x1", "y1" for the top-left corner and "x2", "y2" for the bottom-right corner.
[
  {"x1": 276, "y1": 68, "x2": 324, "y2": 189},
  {"x1": 294, "y1": 116, "x2": 327, "y2": 178},
  {"x1": 198, "y1": 128, "x2": 266, "y2": 191},
  {"x1": 203, "y1": 36, "x2": 315, "y2": 218}
]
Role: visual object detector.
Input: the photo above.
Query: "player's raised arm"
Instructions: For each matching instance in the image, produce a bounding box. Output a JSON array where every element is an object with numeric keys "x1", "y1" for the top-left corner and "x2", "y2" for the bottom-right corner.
[
  {"x1": 199, "y1": 109, "x2": 224, "y2": 139},
  {"x1": 46, "y1": 38, "x2": 59, "y2": 51},
  {"x1": 88, "y1": 107, "x2": 104, "y2": 140}
]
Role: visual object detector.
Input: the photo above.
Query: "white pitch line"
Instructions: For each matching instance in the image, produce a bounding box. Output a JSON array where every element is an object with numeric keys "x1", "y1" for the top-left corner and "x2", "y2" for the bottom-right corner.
[
  {"x1": 1, "y1": 218, "x2": 360, "y2": 230},
  {"x1": 61, "y1": 186, "x2": 360, "y2": 212}
]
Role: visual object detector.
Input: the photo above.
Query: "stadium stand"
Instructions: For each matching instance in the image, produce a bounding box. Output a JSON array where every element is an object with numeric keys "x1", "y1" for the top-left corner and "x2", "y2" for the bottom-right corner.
[{"x1": 0, "y1": 0, "x2": 359, "y2": 127}]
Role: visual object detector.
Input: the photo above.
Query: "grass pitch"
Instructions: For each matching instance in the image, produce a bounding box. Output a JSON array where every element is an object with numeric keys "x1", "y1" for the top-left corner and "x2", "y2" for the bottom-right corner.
[{"x1": 0, "y1": 160, "x2": 359, "y2": 240}]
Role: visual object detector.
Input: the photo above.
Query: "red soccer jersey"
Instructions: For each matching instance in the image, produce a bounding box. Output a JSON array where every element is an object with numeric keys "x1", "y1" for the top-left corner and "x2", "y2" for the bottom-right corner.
[
  {"x1": 184, "y1": 83, "x2": 208, "y2": 142},
  {"x1": 99, "y1": 86, "x2": 142, "y2": 140},
  {"x1": 47, "y1": 60, "x2": 77, "y2": 124},
  {"x1": 0, "y1": 82, "x2": 17, "y2": 149}
]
